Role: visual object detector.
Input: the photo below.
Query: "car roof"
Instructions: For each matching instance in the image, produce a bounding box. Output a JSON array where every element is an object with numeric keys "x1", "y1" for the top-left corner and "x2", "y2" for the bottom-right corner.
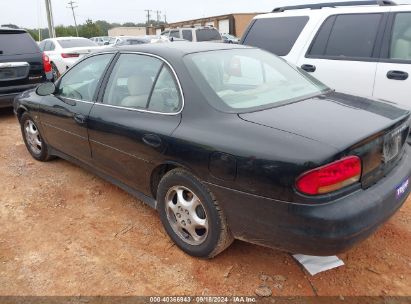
[
  {"x1": 102, "y1": 42, "x2": 252, "y2": 58},
  {"x1": 0, "y1": 27, "x2": 27, "y2": 34},
  {"x1": 254, "y1": 3, "x2": 411, "y2": 19},
  {"x1": 50, "y1": 37, "x2": 89, "y2": 41}
]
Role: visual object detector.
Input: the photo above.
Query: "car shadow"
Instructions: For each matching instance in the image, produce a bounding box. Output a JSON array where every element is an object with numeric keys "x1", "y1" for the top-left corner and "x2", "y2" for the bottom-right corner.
[{"x1": 0, "y1": 108, "x2": 14, "y2": 118}]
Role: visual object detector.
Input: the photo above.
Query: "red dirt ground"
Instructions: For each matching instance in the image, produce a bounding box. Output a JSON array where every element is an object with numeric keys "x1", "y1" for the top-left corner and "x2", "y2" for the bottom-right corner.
[{"x1": 0, "y1": 108, "x2": 410, "y2": 297}]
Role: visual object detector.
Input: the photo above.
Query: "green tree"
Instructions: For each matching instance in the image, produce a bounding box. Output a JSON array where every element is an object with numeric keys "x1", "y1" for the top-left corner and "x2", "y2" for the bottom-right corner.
[
  {"x1": 95, "y1": 20, "x2": 111, "y2": 36},
  {"x1": 26, "y1": 29, "x2": 39, "y2": 41},
  {"x1": 1, "y1": 23, "x2": 19, "y2": 29},
  {"x1": 55, "y1": 25, "x2": 77, "y2": 37},
  {"x1": 78, "y1": 19, "x2": 103, "y2": 38}
]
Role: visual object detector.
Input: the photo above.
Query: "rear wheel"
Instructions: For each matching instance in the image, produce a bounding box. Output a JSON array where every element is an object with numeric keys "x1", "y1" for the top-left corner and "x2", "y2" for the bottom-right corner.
[
  {"x1": 20, "y1": 113, "x2": 52, "y2": 162},
  {"x1": 157, "y1": 169, "x2": 233, "y2": 258}
]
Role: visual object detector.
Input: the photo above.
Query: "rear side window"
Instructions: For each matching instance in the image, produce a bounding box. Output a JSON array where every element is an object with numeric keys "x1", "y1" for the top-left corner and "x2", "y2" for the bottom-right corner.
[
  {"x1": 196, "y1": 28, "x2": 221, "y2": 41},
  {"x1": 103, "y1": 54, "x2": 182, "y2": 113},
  {"x1": 390, "y1": 12, "x2": 411, "y2": 61},
  {"x1": 243, "y1": 16, "x2": 309, "y2": 56},
  {"x1": 308, "y1": 14, "x2": 382, "y2": 59},
  {"x1": 182, "y1": 30, "x2": 193, "y2": 41},
  {"x1": 0, "y1": 32, "x2": 40, "y2": 55}
]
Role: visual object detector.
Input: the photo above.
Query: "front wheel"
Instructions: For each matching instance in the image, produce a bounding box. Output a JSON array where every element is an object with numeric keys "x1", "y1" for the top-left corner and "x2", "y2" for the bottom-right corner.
[
  {"x1": 20, "y1": 113, "x2": 52, "y2": 162},
  {"x1": 157, "y1": 169, "x2": 233, "y2": 258}
]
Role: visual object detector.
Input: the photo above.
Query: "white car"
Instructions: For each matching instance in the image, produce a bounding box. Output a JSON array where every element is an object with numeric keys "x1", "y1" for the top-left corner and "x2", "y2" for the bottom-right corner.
[
  {"x1": 90, "y1": 36, "x2": 111, "y2": 46},
  {"x1": 161, "y1": 27, "x2": 223, "y2": 42},
  {"x1": 39, "y1": 37, "x2": 103, "y2": 80},
  {"x1": 242, "y1": 1, "x2": 411, "y2": 108}
]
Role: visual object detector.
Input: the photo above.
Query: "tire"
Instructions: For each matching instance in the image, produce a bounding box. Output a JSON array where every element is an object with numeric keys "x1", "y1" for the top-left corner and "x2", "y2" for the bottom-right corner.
[
  {"x1": 157, "y1": 168, "x2": 233, "y2": 258},
  {"x1": 20, "y1": 112, "x2": 52, "y2": 162},
  {"x1": 51, "y1": 63, "x2": 60, "y2": 82}
]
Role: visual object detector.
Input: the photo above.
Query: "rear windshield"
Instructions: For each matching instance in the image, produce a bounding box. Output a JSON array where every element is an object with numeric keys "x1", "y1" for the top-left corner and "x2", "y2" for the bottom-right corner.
[
  {"x1": 196, "y1": 28, "x2": 221, "y2": 41},
  {"x1": 0, "y1": 32, "x2": 40, "y2": 55},
  {"x1": 118, "y1": 39, "x2": 148, "y2": 45},
  {"x1": 58, "y1": 39, "x2": 97, "y2": 48},
  {"x1": 243, "y1": 16, "x2": 309, "y2": 56},
  {"x1": 184, "y1": 48, "x2": 329, "y2": 113}
]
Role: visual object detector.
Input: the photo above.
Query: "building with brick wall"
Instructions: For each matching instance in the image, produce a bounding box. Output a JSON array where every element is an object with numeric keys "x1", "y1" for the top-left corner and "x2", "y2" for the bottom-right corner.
[{"x1": 150, "y1": 13, "x2": 263, "y2": 38}]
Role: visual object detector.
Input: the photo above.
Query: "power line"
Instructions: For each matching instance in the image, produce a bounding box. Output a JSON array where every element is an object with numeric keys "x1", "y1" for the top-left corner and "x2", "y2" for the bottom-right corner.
[
  {"x1": 156, "y1": 10, "x2": 161, "y2": 23},
  {"x1": 67, "y1": 1, "x2": 79, "y2": 36},
  {"x1": 144, "y1": 9, "x2": 152, "y2": 25}
]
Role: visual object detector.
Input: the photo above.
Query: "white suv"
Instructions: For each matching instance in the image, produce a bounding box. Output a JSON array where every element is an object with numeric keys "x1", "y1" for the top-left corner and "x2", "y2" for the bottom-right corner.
[
  {"x1": 161, "y1": 27, "x2": 223, "y2": 42},
  {"x1": 242, "y1": 1, "x2": 411, "y2": 107}
]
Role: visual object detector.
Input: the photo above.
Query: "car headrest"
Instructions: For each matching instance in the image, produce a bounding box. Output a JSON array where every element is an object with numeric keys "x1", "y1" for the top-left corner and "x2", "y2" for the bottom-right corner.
[
  {"x1": 127, "y1": 75, "x2": 152, "y2": 96},
  {"x1": 402, "y1": 27, "x2": 411, "y2": 40}
]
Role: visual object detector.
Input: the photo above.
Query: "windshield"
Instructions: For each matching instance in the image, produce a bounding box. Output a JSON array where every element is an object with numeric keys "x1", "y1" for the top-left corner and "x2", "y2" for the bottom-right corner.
[
  {"x1": 184, "y1": 48, "x2": 329, "y2": 112},
  {"x1": 58, "y1": 39, "x2": 97, "y2": 48}
]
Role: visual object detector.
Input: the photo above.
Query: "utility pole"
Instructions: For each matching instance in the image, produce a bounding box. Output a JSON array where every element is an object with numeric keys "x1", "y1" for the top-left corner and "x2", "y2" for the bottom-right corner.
[
  {"x1": 67, "y1": 1, "x2": 79, "y2": 37},
  {"x1": 44, "y1": 0, "x2": 56, "y2": 38},
  {"x1": 144, "y1": 9, "x2": 152, "y2": 25},
  {"x1": 156, "y1": 10, "x2": 161, "y2": 23},
  {"x1": 163, "y1": 13, "x2": 167, "y2": 24}
]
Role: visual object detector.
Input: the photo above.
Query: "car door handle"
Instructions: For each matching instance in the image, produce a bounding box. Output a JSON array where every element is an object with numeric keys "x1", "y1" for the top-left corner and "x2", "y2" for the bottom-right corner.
[
  {"x1": 387, "y1": 70, "x2": 409, "y2": 81},
  {"x1": 142, "y1": 134, "x2": 162, "y2": 148},
  {"x1": 74, "y1": 114, "x2": 87, "y2": 125},
  {"x1": 301, "y1": 64, "x2": 316, "y2": 73}
]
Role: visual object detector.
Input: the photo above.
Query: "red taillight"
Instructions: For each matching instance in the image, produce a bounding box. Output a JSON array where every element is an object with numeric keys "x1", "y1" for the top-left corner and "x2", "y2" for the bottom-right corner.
[
  {"x1": 43, "y1": 53, "x2": 52, "y2": 73},
  {"x1": 61, "y1": 53, "x2": 79, "y2": 58},
  {"x1": 296, "y1": 156, "x2": 362, "y2": 196}
]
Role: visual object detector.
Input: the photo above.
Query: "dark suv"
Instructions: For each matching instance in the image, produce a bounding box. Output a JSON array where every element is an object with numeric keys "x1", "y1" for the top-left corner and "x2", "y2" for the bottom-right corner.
[{"x1": 0, "y1": 28, "x2": 49, "y2": 108}]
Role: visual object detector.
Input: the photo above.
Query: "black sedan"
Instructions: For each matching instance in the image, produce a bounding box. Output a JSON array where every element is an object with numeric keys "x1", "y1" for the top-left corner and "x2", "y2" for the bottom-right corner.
[{"x1": 14, "y1": 43, "x2": 411, "y2": 258}]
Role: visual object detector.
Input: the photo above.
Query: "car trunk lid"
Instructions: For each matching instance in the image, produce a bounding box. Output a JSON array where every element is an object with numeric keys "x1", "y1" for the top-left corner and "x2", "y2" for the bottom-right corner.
[
  {"x1": 239, "y1": 92, "x2": 410, "y2": 188},
  {"x1": 60, "y1": 46, "x2": 105, "y2": 58}
]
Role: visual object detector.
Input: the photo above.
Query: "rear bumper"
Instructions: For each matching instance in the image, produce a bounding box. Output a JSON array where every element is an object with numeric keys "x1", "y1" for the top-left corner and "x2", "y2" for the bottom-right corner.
[
  {"x1": 0, "y1": 83, "x2": 40, "y2": 108},
  {"x1": 207, "y1": 146, "x2": 411, "y2": 255}
]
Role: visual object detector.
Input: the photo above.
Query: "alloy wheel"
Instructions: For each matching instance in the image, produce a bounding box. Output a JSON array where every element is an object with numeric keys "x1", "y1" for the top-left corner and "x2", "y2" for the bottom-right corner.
[
  {"x1": 24, "y1": 120, "x2": 42, "y2": 155},
  {"x1": 165, "y1": 185, "x2": 209, "y2": 246}
]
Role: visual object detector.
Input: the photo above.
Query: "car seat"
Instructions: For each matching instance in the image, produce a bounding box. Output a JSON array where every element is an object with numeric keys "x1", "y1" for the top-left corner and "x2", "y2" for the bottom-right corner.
[
  {"x1": 120, "y1": 75, "x2": 153, "y2": 108},
  {"x1": 392, "y1": 27, "x2": 411, "y2": 60}
]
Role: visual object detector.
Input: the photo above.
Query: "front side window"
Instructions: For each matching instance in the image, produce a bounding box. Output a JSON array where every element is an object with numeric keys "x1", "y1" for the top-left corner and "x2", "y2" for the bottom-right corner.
[
  {"x1": 103, "y1": 54, "x2": 182, "y2": 113},
  {"x1": 169, "y1": 30, "x2": 180, "y2": 38},
  {"x1": 243, "y1": 17, "x2": 309, "y2": 56},
  {"x1": 57, "y1": 54, "x2": 113, "y2": 101},
  {"x1": 38, "y1": 40, "x2": 46, "y2": 51},
  {"x1": 309, "y1": 14, "x2": 382, "y2": 58},
  {"x1": 184, "y1": 48, "x2": 329, "y2": 112},
  {"x1": 49, "y1": 41, "x2": 55, "y2": 51},
  {"x1": 390, "y1": 13, "x2": 411, "y2": 61}
]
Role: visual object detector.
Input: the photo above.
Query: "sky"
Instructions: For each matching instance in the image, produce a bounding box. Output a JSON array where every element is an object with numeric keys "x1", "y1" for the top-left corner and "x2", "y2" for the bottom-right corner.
[{"x1": 1, "y1": 0, "x2": 411, "y2": 29}]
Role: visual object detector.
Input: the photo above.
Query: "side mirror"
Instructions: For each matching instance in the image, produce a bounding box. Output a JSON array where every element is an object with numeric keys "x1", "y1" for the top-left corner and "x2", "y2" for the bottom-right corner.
[
  {"x1": 36, "y1": 82, "x2": 56, "y2": 96},
  {"x1": 170, "y1": 37, "x2": 174, "y2": 42},
  {"x1": 104, "y1": 41, "x2": 109, "y2": 45}
]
